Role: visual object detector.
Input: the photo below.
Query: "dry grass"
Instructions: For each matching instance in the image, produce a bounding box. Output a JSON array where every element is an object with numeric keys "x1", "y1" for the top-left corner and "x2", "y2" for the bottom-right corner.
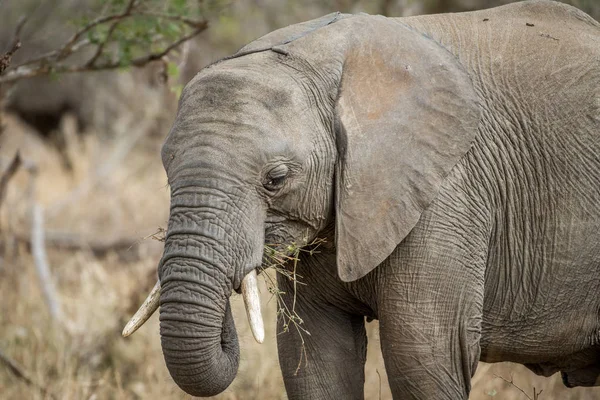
[{"x1": 1, "y1": 114, "x2": 598, "y2": 400}]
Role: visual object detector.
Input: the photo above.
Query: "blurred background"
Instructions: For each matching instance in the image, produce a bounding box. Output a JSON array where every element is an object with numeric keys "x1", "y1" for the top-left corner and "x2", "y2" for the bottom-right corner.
[{"x1": 0, "y1": 0, "x2": 598, "y2": 399}]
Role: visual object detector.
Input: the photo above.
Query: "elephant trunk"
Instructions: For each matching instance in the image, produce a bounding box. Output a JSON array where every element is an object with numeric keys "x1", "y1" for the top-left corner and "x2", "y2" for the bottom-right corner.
[
  {"x1": 157, "y1": 199, "x2": 244, "y2": 397},
  {"x1": 159, "y1": 258, "x2": 239, "y2": 397}
]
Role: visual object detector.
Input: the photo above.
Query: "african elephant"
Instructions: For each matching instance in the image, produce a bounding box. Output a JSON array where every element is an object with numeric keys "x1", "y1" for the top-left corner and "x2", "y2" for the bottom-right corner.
[{"x1": 123, "y1": 1, "x2": 600, "y2": 398}]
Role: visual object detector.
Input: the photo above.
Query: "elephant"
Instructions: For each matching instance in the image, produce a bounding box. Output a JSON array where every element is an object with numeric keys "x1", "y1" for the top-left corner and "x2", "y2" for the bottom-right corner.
[{"x1": 123, "y1": 0, "x2": 600, "y2": 398}]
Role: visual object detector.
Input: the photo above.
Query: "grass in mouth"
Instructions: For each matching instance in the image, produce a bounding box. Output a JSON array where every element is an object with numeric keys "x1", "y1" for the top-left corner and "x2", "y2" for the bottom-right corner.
[
  {"x1": 261, "y1": 236, "x2": 327, "y2": 374},
  {"x1": 147, "y1": 226, "x2": 326, "y2": 374}
]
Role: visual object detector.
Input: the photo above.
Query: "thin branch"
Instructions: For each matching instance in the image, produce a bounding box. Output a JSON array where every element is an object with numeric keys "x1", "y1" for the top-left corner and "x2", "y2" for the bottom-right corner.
[
  {"x1": 14, "y1": 8, "x2": 204, "y2": 69},
  {"x1": 0, "y1": 152, "x2": 21, "y2": 209},
  {"x1": 131, "y1": 11, "x2": 210, "y2": 28},
  {"x1": 0, "y1": 14, "x2": 27, "y2": 74},
  {"x1": 129, "y1": 23, "x2": 208, "y2": 66},
  {"x1": 9, "y1": 39, "x2": 89, "y2": 70},
  {"x1": 15, "y1": 230, "x2": 140, "y2": 257},
  {"x1": 177, "y1": 40, "x2": 191, "y2": 70},
  {"x1": 260, "y1": 237, "x2": 327, "y2": 375},
  {"x1": 0, "y1": 39, "x2": 21, "y2": 75},
  {"x1": 0, "y1": 22, "x2": 207, "y2": 83},
  {"x1": 494, "y1": 373, "x2": 543, "y2": 400},
  {"x1": 86, "y1": 0, "x2": 137, "y2": 67},
  {"x1": 11, "y1": 15, "x2": 29, "y2": 48},
  {"x1": 31, "y1": 203, "x2": 63, "y2": 322},
  {"x1": 57, "y1": 2, "x2": 140, "y2": 62},
  {"x1": 0, "y1": 0, "x2": 208, "y2": 84},
  {"x1": 0, "y1": 348, "x2": 56, "y2": 399}
]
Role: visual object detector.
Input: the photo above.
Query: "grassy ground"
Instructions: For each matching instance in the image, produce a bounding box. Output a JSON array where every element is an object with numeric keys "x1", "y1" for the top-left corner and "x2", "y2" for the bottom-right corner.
[{"x1": 1, "y1": 113, "x2": 598, "y2": 399}]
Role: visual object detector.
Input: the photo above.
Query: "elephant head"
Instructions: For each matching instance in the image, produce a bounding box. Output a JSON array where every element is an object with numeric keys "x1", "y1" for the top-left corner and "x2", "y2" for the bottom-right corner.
[{"x1": 123, "y1": 13, "x2": 480, "y2": 397}]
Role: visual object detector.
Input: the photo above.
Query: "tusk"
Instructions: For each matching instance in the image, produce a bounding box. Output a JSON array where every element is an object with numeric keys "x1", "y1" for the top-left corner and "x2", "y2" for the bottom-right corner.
[
  {"x1": 241, "y1": 270, "x2": 264, "y2": 344},
  {"x1": 122, "y1": 281, "x2": 160, "y2": 338}
]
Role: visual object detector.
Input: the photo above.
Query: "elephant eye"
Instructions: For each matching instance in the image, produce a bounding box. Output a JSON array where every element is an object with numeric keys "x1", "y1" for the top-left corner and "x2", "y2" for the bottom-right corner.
[{"x1": 264, "y1": 164, "x2": 289, "y2": 191}]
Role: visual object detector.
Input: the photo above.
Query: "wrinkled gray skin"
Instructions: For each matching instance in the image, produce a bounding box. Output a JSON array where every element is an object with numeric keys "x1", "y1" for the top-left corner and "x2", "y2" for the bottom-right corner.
[{"x1": 157, "y1": 1, "x2": 600, "y2": 398}]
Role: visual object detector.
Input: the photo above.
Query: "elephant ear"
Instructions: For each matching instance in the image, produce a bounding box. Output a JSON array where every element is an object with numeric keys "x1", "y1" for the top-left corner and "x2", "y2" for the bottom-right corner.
[{"x1": 333, "y1": 17, "x2": 480, "y2": 282}]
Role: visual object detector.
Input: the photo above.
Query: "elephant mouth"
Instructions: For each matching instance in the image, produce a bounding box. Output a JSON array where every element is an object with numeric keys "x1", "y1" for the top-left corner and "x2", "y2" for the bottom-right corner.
[{"x1": 121, "y1": 268, "x2": 265, "y2": 343}]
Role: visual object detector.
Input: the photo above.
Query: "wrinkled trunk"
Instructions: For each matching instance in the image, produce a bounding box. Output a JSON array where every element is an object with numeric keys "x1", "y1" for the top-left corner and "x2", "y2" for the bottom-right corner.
[
  {"x1": 158, "y1": 201, "x2": 241, "y2": 397},
  {"x1": 160, "y1": 285, "x2": 239, "y2": 396}
]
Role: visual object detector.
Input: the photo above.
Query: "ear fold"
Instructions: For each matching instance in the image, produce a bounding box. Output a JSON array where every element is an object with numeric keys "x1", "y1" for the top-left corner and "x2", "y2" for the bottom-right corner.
[
  {"x1": 333, "y1": 17, "x2": 480, "y2": 281},
  {"x1": 231, "y1": 12, "x2": 345, "y2": 58}
]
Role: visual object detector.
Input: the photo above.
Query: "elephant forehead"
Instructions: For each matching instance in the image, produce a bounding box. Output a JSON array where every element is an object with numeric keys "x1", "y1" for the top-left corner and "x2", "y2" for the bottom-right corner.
[
  {"x1": 180, "y1": 71, "x2": 293, "y2": 114},
  {"x1": 172, "y1": 66, "x2": 311, "y2": 137},
  {"x1": 162, "y1": 67, "x2": 314, "y2": 176}
]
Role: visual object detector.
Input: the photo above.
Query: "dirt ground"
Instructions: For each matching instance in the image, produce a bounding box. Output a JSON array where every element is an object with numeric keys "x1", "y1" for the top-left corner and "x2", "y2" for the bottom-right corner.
[{"x1": 1, "y1": 113, "x2": 598, "y2": 400}]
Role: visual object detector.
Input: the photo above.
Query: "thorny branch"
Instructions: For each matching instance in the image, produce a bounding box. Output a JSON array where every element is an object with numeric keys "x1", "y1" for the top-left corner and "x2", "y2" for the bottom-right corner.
[
  {"x1": 494, "y1": 373, "x2": 544, "y2": 400},
  {"x1": 0, "y1": 1, "x2": 208, "y2": 84}
]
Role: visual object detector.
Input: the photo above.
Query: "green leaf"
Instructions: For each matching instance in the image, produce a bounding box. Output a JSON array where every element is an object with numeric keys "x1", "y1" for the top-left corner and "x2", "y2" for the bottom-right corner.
[
  {"x1": 169, "y1": 0, "x2": 188, "y2": 14},
  {"x1": 170, "y1": 84, "x2": 183, "y2": 99},
  {"x1": 167, "y1": 62, "x2": 180, "y2": 79},
  {"x1": 49, "y1": 69, "x2": 61, "y2": 82}
]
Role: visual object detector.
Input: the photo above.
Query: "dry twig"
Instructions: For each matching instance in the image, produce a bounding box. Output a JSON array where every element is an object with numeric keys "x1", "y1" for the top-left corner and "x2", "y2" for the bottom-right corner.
[
  {"x1": 0, "y1": 152, "x2": 22, "y2": 209},
  {"x1": 494, "y1": 373, "x2": 543, "y2": 400},
  {"x1": 261, "y1": 236, "x2": 327, "y2": 374},
  {"x1": 31, "y1": 202, "x2": 63, "y2": 322},
  {"x1": 0, "y1": 348, "x2": 56, "y2": 399},
  {"x1": 0, "y1": 15, "x2": 27, "y2": 74},
  {"x1": 15, "y1": 230, "x2": 140, "y2": 258},
  {"x1": 6, "y1": 156, "x2": 65, "y2": 324}
]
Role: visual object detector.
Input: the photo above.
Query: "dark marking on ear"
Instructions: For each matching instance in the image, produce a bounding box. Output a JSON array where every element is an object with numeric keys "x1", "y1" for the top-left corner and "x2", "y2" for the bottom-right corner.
[
  {"x1": 271, "y1": 47, "x2": 289, "y2": 56},
  {"x1": 333, "y1": 113, "x2": 348, "y2": 165},
  {"x1": 332, "y1": 71, "x2": 348, "y2": 164}
]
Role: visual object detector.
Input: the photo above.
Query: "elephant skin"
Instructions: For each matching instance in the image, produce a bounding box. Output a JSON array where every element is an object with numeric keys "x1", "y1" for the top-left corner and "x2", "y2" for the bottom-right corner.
[{"x1": 154, "y1": 1, "x2": 600, "y2": 398}]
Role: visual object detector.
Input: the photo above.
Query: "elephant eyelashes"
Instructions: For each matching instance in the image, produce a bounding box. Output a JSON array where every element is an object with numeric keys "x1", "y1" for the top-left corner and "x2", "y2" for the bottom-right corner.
[{"x1": 263, "y1": 164, "x2": 289, "y2": 191}]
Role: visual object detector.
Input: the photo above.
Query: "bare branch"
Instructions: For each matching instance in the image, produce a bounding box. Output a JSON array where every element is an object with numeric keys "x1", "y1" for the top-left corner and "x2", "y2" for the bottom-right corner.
[
  {"x1": 0, "y1": 14, "x2": 27, "y2": 61},
  {"x1": 11, "y1": 15, "x2": 28, "y2": 48},
  {"x1": 493, "y1": 373, "x2": 542, "y2": 400},
  {"x1": 15, "y1": 230, "x2": 140, "y2": 258},
  {"x1": 31, "y1": 203, "x2": 63, "y2": 322},
  {"x1": 0, "y1": 348, "x2": 56, "y2": 399},
  {"x1": 0, "y1": 152, "x2": 21, "y2": 209},
  {"x1": 131, "y1": 11, "x2": 210, "y2": 28},
  {"x1": 0, "y1": 15, "x2": 28, "y2": 74},
  {"x1": 0, "y1": 40, "x2": 21, "y2": 75}
]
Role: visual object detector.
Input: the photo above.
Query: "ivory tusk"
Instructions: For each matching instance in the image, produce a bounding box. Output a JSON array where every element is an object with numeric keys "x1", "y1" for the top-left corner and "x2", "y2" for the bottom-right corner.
[
  {"x1": 241, "y1": 270, "x2": 265, "y2": 344},
  {"x1": 122, "y1": 281, "x2": 160, "y2": 338}
]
